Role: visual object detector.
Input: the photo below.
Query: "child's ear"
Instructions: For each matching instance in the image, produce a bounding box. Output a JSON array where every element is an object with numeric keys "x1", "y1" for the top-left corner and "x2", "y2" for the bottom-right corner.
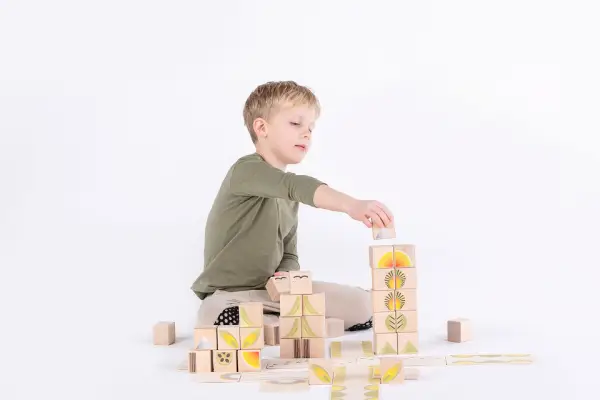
[{"x1": 253, "y1": 117, "x2": 268, "y2": 139}]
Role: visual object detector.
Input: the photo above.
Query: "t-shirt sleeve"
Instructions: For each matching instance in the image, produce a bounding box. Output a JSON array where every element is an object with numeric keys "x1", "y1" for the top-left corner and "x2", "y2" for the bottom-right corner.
[{"x1": 229, "y1": 157, "x2": 326, "y2": 207}]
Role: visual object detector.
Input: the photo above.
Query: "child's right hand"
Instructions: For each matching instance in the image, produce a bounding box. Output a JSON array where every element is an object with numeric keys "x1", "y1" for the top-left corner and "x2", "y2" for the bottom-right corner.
[{"x1": 347, "y1": 199, "x2": 393, "y2": 228}]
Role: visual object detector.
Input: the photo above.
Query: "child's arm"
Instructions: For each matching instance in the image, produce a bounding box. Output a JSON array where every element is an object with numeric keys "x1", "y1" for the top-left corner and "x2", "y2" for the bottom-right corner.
[{"x1": 276, "y1": 222, "x2": 300, "y2": 273}]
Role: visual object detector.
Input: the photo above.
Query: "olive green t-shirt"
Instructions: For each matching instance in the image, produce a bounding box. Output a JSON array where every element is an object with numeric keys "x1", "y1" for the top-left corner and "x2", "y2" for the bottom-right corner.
[{"x1": 191, "y1": 153, "x2": 326, "y2": 300}]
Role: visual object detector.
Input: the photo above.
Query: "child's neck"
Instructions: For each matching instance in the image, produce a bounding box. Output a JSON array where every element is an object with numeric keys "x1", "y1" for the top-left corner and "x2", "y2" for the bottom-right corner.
[{"x1": 255, "y1": 146, "x2": 287, "y2": 171}]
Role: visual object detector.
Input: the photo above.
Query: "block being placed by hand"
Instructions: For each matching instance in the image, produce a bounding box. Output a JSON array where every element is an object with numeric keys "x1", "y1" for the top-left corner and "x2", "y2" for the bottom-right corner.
[
  {"x1": 372, "y1": 222, "x2": 396, "y2": 240},
  {"x1": 302, "y1": 293, "x2": 325, "y2": 316},
  {"x1": 239, "y1": 302, "x2": 263, "y2": 327},
  {"x1": 447, "y1": 318, "x2": 472, "y2": 343},
  {"x1": 266, "y1": 272, "x2": 290, "y2": 301},
  {"x1": 289, "y1": 271, "x2": 313, "y2": 294},
  {"x1": 153, "y1": 321, "x2": 175, "y2": 345}
]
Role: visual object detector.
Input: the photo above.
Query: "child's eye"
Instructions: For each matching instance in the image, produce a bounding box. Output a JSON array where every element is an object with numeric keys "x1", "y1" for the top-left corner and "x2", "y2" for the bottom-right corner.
[{"x1": 290, "y1": 122, "x2": 300, "y2": 126}]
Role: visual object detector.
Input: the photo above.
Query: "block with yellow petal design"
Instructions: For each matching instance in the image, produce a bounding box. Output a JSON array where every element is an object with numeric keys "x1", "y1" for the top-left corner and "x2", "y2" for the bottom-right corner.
[
  {"x1": 301, "y1": 315, "x2": 326, "y2": 338},
  {"x1": 380, "y1": 357, "x2": 405, "y2": 384},
  {"x1": 369, "y1": 245, "x2": 395, "y2": 269},
  {"x1": 217, "y1": 325, "x2": 240, "y2": 350},
  {"x1": 237, "y1": 349, "x2": 261, "y2": 372},
  {"x1": 280, "y1": 294, "x2": 303, "y2": 317},
  {"x1": 308, "y1": 358, "x2": 333, "y2": 385},
  {"x1": 240, "y1": 326, "x2": 264, "y2": 349},
  {"x1": 280, "y1": 316, "x2": 301, "y2": 339}
]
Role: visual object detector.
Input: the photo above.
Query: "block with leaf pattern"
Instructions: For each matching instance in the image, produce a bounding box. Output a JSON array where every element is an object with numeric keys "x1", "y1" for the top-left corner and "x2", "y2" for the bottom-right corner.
[
  {"x1": 240, "y1": 326, "x2": 264, "y2": 349},
  {"x1": 308, "y1": 358, "x2": 333, "y2": 385},
  {"x1": 238, "y1": 302, "x2": 263, "y2": 328},
  {"x1": 301, "y1": 315, "x2": 326, "y2": 338},
  {"x1": 217, "y1": 326, "x2": 241, "y2": 350}
]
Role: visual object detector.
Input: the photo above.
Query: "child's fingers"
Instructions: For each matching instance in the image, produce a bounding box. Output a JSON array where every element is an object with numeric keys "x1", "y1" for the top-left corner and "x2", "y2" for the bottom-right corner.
[
  {"x1": 369, "y1": 211, "x2": 385, "y2": 228},
  {"x1": 374, "y1": 201, "x2": 393, "y2": 222}
]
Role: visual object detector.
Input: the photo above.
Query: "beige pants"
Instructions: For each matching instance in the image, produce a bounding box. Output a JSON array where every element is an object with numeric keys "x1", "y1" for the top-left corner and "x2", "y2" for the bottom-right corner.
[{"x1": 196, "y1": 281, "x2": 372, "y2": 330}]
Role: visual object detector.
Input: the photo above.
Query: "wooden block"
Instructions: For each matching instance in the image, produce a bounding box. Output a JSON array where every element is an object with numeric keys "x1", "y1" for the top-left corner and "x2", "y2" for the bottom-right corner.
[
  {"x1": 394, "y1": 267, "x2": 417, "y2": 289},
  {"x1": 373, "y1": 310, "x2": 418, "y2": 333},
  {"x1": 326, "y1": 318, "x2": 344, "y2": 338},
  {"x1": 308, "y1": 358, "x2": 333, "y2": 384},
  {"x1": 193, "y1": 325, "x2": 218, "y2": 350},
  {"x1": 374, "y1": 333, "x2": 398, "y2": 355},
  {"x1": 280, "y1": 294, "x2": 302, "y2": 317},
  {"x1": 213, "y1": 350, "x2": 238, "y2": 372},
  {"x1": 264, "y1": 323, "x2": 280, "y2": 345},
  {"x1": 373, "y1": 366, "x2": 419, "y2": 380},
  {"x1": 266, "y1": 272, "x2": 290, "y2": 301},
  {"x1": 372, "y1": 222, "x2": 396, "y2": 240},
  {"x1": 240, "y1": 326, "x2": 264, "y2": 349},
  {"x1": 380, "y1": 357, "x2": 404, "y2": 384},
  {"x1": 330, "y1": 340, "x2": 374, "y2": 358},
  {"x1": 188, "y1": 349, "x2": 212, "y2": 373},
  {"x1": 279, "y1": 317, "x2": 301, "y2": 339},
  {"x1": 369, "y1": 245, "x2": 395, "y2": 269},
  {"x1": 372, "y1": 268, "x2": 397, "y2": 290},
  {"x1": 393, "y1": 244, "x2": 416, "y2": 267},
  {"x1": 301, "y1": 315, "x2": 326, "y2": 338},
  {"x1": 302, "y1": 337, "x2": 325, "y2": 358},
  {"x1": 153, "y1": 321, "x2": 175, "y2": 345},
  {"x1": 289, "y1": 271, "x2": 313, "y2": 294},
  {"x1": 237, "y1": 349, "x2": 261, "y2": 372},
  {"x1": 447, "y1": 318, "x2": 472, "y2": 342},
  {"x1": 397, "y1": 332, "x2": 419, "y2": 354},
  {"x1": 373, "y1": 289, "x2": 417, "y2": 312},
  {"x1": 239, "y1": 302, "x2": 263, "y2": 327},
  {"x1": 445, "y1": 353, "x2": 534, "y2": 365},
  {"x1": 302, "y1": 293, "x2": 325, "y2": 316},
  {"x1": 217, "y1": 325, "x2": 240, "y2": 349},
  {"x1": 280, "y1": 338, "x2": 302, "y2": 358}
]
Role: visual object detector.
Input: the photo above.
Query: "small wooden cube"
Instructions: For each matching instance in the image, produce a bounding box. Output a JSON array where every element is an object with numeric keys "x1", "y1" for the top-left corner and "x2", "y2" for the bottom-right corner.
[
  {"x1": 372, "y1": 269, "x2": 397, "y2": 290},
  {"x1": 302, "y1": 293, "x2": 325, "y2": 316},
  {"x1": 372, "y1": 290, "x2": 397, "y2": 313},
  {"x1": 280, "y1": 338, "x2": 302, "y2": 358},
  {"x1": 280, "y1": 294, "x2": 303, "y2": 317},
  {"x1": 369, "y1": 245, "x2": 395, "y2": 269},
  {"x1": 239, "y1": 302, "x2": 263, "y2": 327},
  {"x1": 153, "y1": 321, "x2": 175, "y2": 345},
  {"x1": 279, "y1": 316, "x2": 301, "y2": 339},
  {"x1": 308, "y1": 358, "x2": 333, "y2": 384},
  {"x1": 193, "y1": 325, "x2": 218, "y2": 349},
  {"x1": 213, "y1": 350, "x2": 238, "y2": 372},
  {"x1": 238, "y1": 349, "x2": 261, "y2": 372},
  {"x1": 264, "y1": 323, "x2": 279, "y2": 345},
  {"x1": 395, "y1": 310, "x2": 418, "y2": 332},
  {"x1": 392, "y1": 244, "x2": 416, "y2": 267},
  {"x1": 217, "y1": 325, "x2": 240, "y2": 349},
  {"x1": 188, "y1": 349, "x2": 212, "y2": 373},
  {"x1": 447, "y1": 318, "x2": 471, "y2": 343},
  {"x1": 372, "y1": 222, "x2": 396, "y2": 240},
  {"x1": 303, "y1": 338, "x2": 326, "y2": 358},
  {"x1": 289, "y1": 271, "x2": 313, "y2": 294},
  {"x1": 266, "y1": 272, "x2": 290, "y2": 301},
  {"x1": 240, "y1": 327, "x2": 264, "y2": 349},
  {"x1": 326, "y1": 318, "x2": 344, "y2": 338},
  {"x1": 394, "y1": 268, "x2": 417, "y2": 289},
  {"x1": 301, "y1": 316, "x2": 326, "y2": 338},
  {"x1": 374, "y1": 333, "x2": 398, "y2": 355},
  {"x1": 380, "y1": 357, "x2": 405, "y2": 384},
  {"x1": 373, "y1": 311, "x2": 417, "y2": 333},
  {"x1": 397, "y1": 332, "x2": 419, "y2": 354}
]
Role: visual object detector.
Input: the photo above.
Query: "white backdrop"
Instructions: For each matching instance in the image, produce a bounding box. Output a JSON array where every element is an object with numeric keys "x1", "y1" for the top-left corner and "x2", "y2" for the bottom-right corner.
[{"x1": 1, "y1": 1, "x2": 599, "y2": 399}]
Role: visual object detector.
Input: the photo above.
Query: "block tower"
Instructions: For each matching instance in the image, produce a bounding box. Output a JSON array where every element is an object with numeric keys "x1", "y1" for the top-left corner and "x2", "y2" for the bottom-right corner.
[
  {"x1": 188, "y1": 302, "x2": 265, "y2": 373},
  {"x1": 278, "y1": 271, "x2": 326, "y2": 358},
  {"x1": 369, "y1": 242, "x2": 419, "y2": 355}
]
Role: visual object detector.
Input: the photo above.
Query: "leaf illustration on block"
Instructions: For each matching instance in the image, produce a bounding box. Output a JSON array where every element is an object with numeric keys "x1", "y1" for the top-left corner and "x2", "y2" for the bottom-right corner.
[
  {"x1": 283, "y1": 318, "x2": 299, "y2": 338},
  {"x1": 361, "y1": 341, "x2": 374, "y2": 356},
  {"x1": 384, "y1": 271, "x2": 395, "y2": 289},
  {"x1": 395, "y1": 270, "x2": 406, "y2": 288},
  {"x1": 330, "y1": 342, "x2": 342, "y2": 358},
  {"x1": 219, "y1": 331, "x2": 239, "y2": 348},
  {"x1": 400, "y1": 341, "x2": 418, "y2": 354},
  {"x1": 286, "y1": 296, "x2": 301, "y2": 316},
  {"x1": 303, "y1": 296, "x2": 319, "y2": 315},
  {"x1": 381, "y1": 362, "x2": 402, "y2": 383},
  {"x1": 380, "y1": 342, "x2": 397, "y2": 354},
  {"x1": 239, "y1": 307, "x2": 254, "y2": 327},
  {"x1": 242, "y1": 329, "x2": 261, "y2": 348},
  {"x1": 385, "y1": 313, "x2": 407, "y2": 332},
  {"x1": 309, "y1": 364, "x2": 332, "y2": 383},
  {"x1": 301, "y1": 317, "x2": 317, "y2": 337}
]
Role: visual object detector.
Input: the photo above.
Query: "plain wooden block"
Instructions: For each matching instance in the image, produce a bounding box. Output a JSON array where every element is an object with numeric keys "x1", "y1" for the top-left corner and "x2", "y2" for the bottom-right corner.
[
  {"x1": 266, "y1": 272, "x2": 290, "y2": 301},
  {"x1": 188, "y1": 349, "x2": 213, "y2": 373},
  {"x1": 373, "y1": 311, "x2": 418, "y2": 333},
  {"x1": 397, "y1": 332, "x2": 419, "y2": 354},
  {"x1": 372, "y1": 222, "x2": 396, "y2": 240},
  {"x1": 380, "y1": 357, "x2": 405, "y2": 384},
  {"x1": 303, "y1": 338, "x2": 325, "y2": 358},
  {"x1": 213, "y1": 350, "x2": 238, "y2": 372},
  {"x1": 279, "y1": 316, "x2": 301, "y2": 339},
  {"x1": 374, "y1": 333, "x2": 398, "y2": 355},
  {"x1": 280, "y1": 294, "x2": 302, "y2": 317},
  {"x1": 392, "y1": 244, "x2": 416, "y2": 267},
  {"x1": 240, "y1": 327, "x2": 265, "y2": 349},
  {"x1": 308, "y1": 358, "x2": 333, "y2": 384},
  {"x1": 217, "y1": 325, "x2": 240, "y2": 349},
  {"x1": 153, "y1": 321, "x2": 175, "y2": 345},
  {"x1": 302, "y1": 293, "x2": 325, "y2": 316},
  {"x1": 372, "y1": 268, "x2": 397, "y2": 290},
  {"x1": 193, "y1": 325, "x2": 218, "y2": 349},
  {"x1": 301, "y1": 315, "x2": 326, "y2": 338},
  {"x1": 280, "y1": 338, "x2": 302, "y2": 358},
  {"x1": 239, "y1": 302, "x2": 263, "y2": 328},
  {"x1": 326, "y1": 318, "x2": 344, "y2": 338},
  {"x1": 394, "y1": 267, "x2": 417, "y2": 290},
  {"x1": 369, "y1": 245, "x2": 395, "y2": 269},
  {"x1": 264, "y1": 323, "x2": 280, "y2": 345},
  {"x1": 237, "y1": 350, "x2": 261, "y2": 372},
  {"x1": 447, "y1": 318, "x2": 472, "y2": 342},
  {"x1": 289, "y1": 271, "x2": 313, "y2": 294}
]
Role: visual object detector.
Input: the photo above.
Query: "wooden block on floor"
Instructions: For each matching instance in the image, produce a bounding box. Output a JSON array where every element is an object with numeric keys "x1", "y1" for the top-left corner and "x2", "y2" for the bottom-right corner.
[
  {"x1": 372, "y1": 268, "x2": 397, "y2": 290},
  {"x1": 445, "y1": 353, "x2": 534, "y2": 365},
  {"x1": 188, "y1": 349, "x2": 212, "y2": 373},
  {"x1": 302, "y1": 293, "x2": 325, "y2": 316},
  {"x1": 308, "y1": 358, "x2": 333, "y2": 384},
  {"x1": 238, "y1": 349, "x2": 261, "y2": 372},
  {"x1": 393, "y1": 244, "x2": 416, "y2": 267},
  {"x1": 326, "y1": 318, "x2": 344, "y2": 338},
  {"x1": 397, "y1": 332, "x2": 419, "y2": 354},
  {"x1": 213, "y1": 350, "x2": 238, "y2": 372},
  {"x1": 266, "y1": 272, "x2": 290, "y2": 302},
  {"x1": 264, "y1": 323, "x2": 280, "y2": 345},
  {"x1": 373, "y1": 311, "x2": 418, "y2": 333},
  {"x1": 280, "y1": 294, "x2": 302, "y2": 317},
  {"x1": 372, "y1": 222, "x2": 396, "y2": 240},
  {"x1": 217, "y1": 325, "x2": 240, "y2": 349},
  {"x1": 369, "y1": 245, "x2": 395, "y2": 269},
  {"x1": 280, "y1": 316, "x2": 301, "y2": 339},
  {"x1": 448, "y1": 318, "x2": 472, "y2": 343},
  {"x1": 193, "y1": 325, "x2": 218, "y2": 350},
  {"x1": 302, "y1": 337, "x2": 325, "y2": 358},
  {"x1": 280, "y1": 338, "x2": 302, "y2": 358},
  {"x1": 289, "y1": 271, "x2": 313, "y2": 294},
  {"x1": 380, "y1": 357, "x2": 405, "y2": 384},
  {"x1": 239, "y1": 302, "x2": 263, "y2": 327},
  {"x1": 373, "y1": 366, "x2": 419, "y2": 380},
  {"x1": 330, "y1": 340, "x2": 374, "y2": 358},
  {"x1": 240, "y1": 326, "x2": 265, "y2": 349},
  {"x1": 301, "y1": 315, "x2": 326, "y2": 338},
  {"x1": 374, "y1": 333, "x2": 398, "y2": 355},
  {"x1": 394, "y1": 267, "x2": 417, "y2": 289},
  {"x1": 153, "y1": 321, "x2": 175, "y2": 345}
]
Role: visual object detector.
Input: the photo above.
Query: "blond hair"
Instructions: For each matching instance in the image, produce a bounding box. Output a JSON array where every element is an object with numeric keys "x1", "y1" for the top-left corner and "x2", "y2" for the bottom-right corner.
[{"x1": 243, "y1": 81, "x2": 321, "y2": 143}]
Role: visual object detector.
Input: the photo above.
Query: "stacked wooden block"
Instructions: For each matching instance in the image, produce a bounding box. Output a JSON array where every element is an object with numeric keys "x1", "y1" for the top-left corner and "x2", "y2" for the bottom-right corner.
[
  {"x1": 370, "y1": 244, "x2": 419, "y2": 355},
  {"x1": 188, "y1": 302, "x2": 264, "y2": 373},
  {"x1": 278, "y1": 271, "x2": 326, "y2": 358}
]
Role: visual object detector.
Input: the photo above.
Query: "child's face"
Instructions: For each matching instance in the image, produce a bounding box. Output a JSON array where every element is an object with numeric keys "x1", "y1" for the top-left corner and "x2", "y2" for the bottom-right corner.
[{"x1": 261, "y1": 103, "x2": 317, "y2": 166}]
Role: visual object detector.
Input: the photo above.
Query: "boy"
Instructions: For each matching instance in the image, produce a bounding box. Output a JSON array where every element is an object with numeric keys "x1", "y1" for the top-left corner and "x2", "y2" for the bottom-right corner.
[{"x1": 192, "y1": 81, "x2": 394, "y2": 331}]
